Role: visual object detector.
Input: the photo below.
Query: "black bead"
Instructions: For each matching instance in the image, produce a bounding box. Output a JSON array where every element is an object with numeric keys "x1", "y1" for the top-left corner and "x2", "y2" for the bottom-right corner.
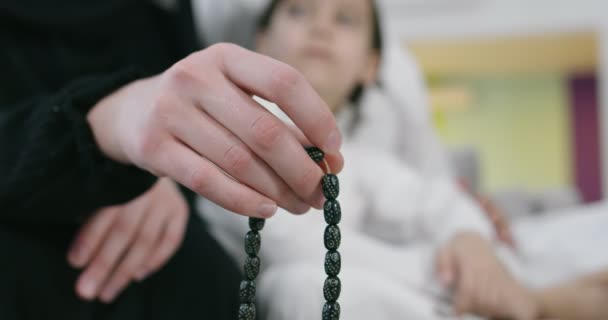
[
  {"x1": 244, "y1": 256, "x2": 261, "y2": 280},
  {"x1": 249, "y1": 217, "x2": 265, "y2": 231},
  {"x1": 324, "y1": 225, "x2": 341, "y2": 250},
  {"x1": 322, "y1": 174, "x2": 340, "y2": 199},
  {"x1": 239, "y1": 280, "x2": 257, "y2": 303},
  {"x1": 322, "y1": 302, "x2": 341, "y2": 320},
  {"x1": 244, "y1": 231, "x2": 261, "y2": 256},
  {"x1": 305, "y1": 146, "x2": 325, "y2": 163},
  {"x1": 238, "y1": 303, "x2": 256, "y2": 320},
  {"x1": 323, "y1": 276, "x2": 341, "y2": 302},
  {"x1": 324, "y1": 250, "x2": 341, "y2": 276},
  {"x1": 324, "y1": 200, "x2": 342, "y2": 225}
]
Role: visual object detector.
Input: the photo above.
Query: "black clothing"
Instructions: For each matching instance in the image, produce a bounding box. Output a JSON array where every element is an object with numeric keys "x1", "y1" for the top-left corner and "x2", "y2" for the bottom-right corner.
[
  {"x1": 0, "y1": 0, "x2": 240, "y2": 318},
  {"x1": 0, "y1": 213, "x2": 241, "y2": 320},
  {"x1": 1, "y1": 0, "x2": 184, "y2": 223}
]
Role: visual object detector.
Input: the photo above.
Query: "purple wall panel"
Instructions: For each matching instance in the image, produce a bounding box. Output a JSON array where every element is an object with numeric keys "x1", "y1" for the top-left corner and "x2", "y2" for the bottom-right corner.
[{"x1": 568, "y1": 74, "x2": 602, "y2": 203}]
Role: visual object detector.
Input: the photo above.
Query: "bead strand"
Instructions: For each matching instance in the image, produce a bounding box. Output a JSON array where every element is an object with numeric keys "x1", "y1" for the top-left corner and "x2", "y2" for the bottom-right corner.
[
  {"x1": 305, "y1": 147, "x2": 342, "y2": 320},
  {"x1": 238, "y1": 217, "x2": 265, "y2": 320},
  {"x1": 237, "y1": 146, "x2": 342, "y2": 320}
]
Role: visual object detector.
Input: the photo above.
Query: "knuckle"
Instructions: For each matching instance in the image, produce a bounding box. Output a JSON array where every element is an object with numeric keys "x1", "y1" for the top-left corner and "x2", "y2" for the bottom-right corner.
[
  {"x1": 166, "y1": 58, "x2": 218, "y2": 94},
  {"x1": 204, "y1": 43, "x2": 239, "y2": 64},
  {"x1": 188, "y1": 168, "x2": 213, "y2": 195},
  {"x1": 165, "y1": 61, "x2": 197, "y2": 88},
  {"x1": 223, "y1": 144, "x2": 254, "y2": 177},
  {"x1": 250, "y1": 114, "x2": 286, "y2": 151},
  {"x1": 268, "y1": 64, "x2": 303, "y2": 100},
  {"x1": 150, "y1": 93, "x2": 176, "y2": 117},
  {"x1": 209, "y1": 42, "x2": 238, "y2": 55}
]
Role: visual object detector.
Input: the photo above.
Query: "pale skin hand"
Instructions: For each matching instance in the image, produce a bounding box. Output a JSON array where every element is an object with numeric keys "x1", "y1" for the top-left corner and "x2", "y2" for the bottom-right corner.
[
  {"x1": 535, "y1": 270, "x2": 608, "y2": 320},
  {"x1": 68, "y1": 178, "x2": 188, "y2": 303},
  {"x1": 87, "y1": 43, "x2": 344, "y2": 219},
  {"x1": 458, "y1": 179, "x2": 516, "y2": 247},
  {"x1": 478, "y1": 194, "x2": 516, "y2": 248},
  {"x1": 435, "y1": 232, "x2": 539, "y2": 320}
]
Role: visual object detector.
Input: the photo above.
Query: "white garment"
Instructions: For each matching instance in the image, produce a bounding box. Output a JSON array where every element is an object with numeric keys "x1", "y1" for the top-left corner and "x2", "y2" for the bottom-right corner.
[
  {"x1": 258, "y1": 264, "x2": 448, "y2": 320},
  {"x1": 511, "y1": 202, "x2": 608, "y2": 288},
  {"x1": 353, "y1": 86, "x2": 451, "y2": 178}
]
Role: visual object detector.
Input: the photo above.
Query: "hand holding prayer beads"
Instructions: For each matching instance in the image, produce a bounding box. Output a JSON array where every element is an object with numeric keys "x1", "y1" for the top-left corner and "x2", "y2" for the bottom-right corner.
[{"x1": 237, "y1": 146, "x2": 343, "y2": 320}]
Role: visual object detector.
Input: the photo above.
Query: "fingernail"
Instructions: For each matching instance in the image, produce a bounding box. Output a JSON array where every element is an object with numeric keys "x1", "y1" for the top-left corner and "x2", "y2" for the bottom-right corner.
[
  {"x1": 100, "y1": 287, "x2": 116, "y2": 304},
  {"x1": 324, "y1": 129, "x2": 342, "y2": 153},
  {"x1": 79, "y1": 278, "x2": 97, "y2": 300},
  {"x1": 68, "y1": 247, "x2": 85, "y2": 268},
  {"x1": 257, "y1": 203, "x2": 277, "y2": 218}
]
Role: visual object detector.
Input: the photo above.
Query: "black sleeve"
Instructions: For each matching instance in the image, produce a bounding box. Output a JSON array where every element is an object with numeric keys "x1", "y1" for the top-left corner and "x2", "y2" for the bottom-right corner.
[{"x1": 0, "y1": 69, "x2": 157, "y2": 225}]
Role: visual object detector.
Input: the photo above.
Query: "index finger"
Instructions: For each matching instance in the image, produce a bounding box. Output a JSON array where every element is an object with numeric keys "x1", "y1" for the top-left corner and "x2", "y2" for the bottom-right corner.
[
  {"x1": 218, "y1": 44, "x2": 342, "y2": 155},
  {"x1": 68, "y1": 207, "x2": 118, "y2": 268}
]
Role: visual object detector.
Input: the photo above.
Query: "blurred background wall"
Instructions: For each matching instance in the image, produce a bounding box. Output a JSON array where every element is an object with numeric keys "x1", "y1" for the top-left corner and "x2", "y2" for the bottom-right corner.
[{"x1": 379, "y1": 0, "x2": 607, "y2": 209}]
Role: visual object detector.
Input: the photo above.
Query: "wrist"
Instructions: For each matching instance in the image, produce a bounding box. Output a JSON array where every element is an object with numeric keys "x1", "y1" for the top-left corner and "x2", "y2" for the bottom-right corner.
[
  {"x1": 87, "y1": 87, "x2": 128, "y2": 164},
  {"x1": 87, "y1": 78, "x2": 152, "y2": 164}
]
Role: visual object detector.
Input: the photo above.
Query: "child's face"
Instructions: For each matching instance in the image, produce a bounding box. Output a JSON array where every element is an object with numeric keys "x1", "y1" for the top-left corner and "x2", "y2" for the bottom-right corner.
[{"x1": 257, "y1": 0, "x2": 379, "y2": 112}]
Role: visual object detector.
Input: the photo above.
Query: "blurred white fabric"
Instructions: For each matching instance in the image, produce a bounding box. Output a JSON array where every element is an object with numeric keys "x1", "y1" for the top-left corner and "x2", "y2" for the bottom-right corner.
[{"x1": 512, "y1": 201, "x2": 608, "y2": 288}]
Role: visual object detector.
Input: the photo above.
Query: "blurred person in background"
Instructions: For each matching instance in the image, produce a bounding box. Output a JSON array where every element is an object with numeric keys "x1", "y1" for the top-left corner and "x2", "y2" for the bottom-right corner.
[{"x1": 200, "y1": 0, "x2": 608, "y2": 319}]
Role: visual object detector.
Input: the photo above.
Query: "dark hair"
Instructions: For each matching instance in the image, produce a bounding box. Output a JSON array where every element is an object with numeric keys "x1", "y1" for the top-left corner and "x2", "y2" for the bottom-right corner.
[{"x1": 257, "y1": 0, "x2": 384, "y2": 134}]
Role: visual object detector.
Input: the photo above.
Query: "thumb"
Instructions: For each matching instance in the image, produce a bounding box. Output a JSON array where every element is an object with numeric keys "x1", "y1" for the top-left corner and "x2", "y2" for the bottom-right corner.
[
  {"x1": 287, "y1": 124, "x2": 344, "y2": 174},
  {"x1": 436, "y1": 246, "x2": 456, "y2": 287}
]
